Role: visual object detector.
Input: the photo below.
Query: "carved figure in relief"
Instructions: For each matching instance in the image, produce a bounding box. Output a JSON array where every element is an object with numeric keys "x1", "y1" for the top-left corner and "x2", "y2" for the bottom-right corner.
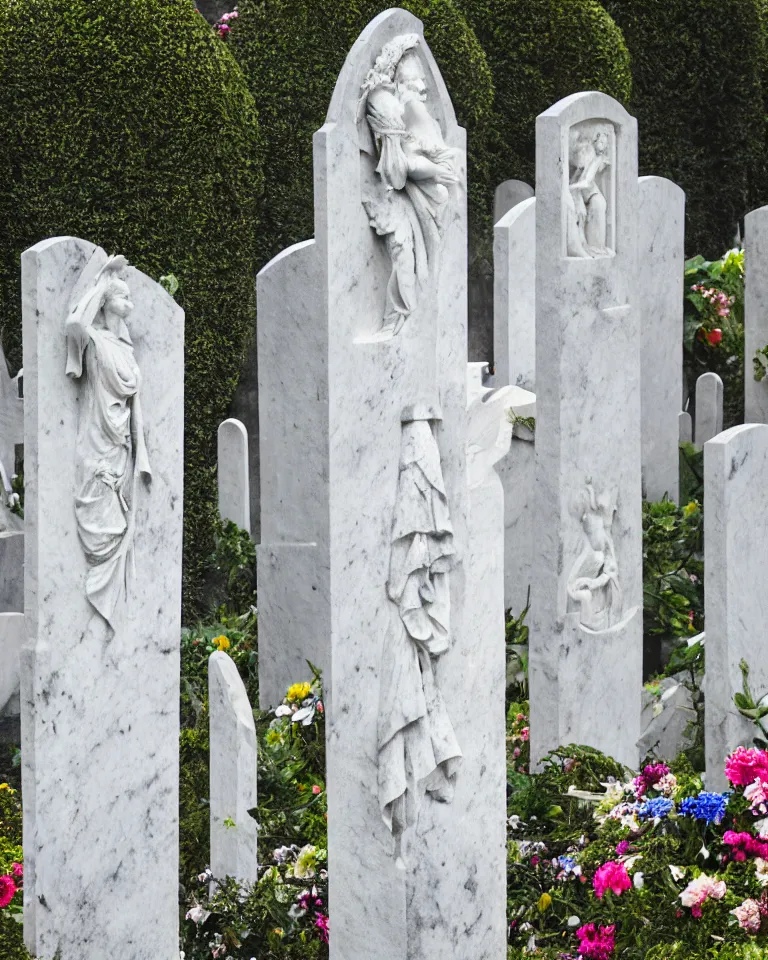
[
  {"x1": 567, "y1": 481, "x2": 622, "y2": 630},
  {"x1": 378, "y1": 410, "x2": 461, "y2": 859},
  {"x1": 359, "y1": 34, "x2": 461, "y2": 339},
  {"x1": 566, "y1": 125, "x2": 612, "y2": 258},
  {"x1": 66, "y1": 253, "x2": 151, "y2": 626}
]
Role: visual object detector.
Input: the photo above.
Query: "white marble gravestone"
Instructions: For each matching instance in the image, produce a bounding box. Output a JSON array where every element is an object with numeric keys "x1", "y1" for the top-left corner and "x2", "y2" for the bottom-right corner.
[
  {"x1": 704, "y1": 424, "x2": 768, "y2": 789},
  {"x1": 529, "y1": 92, "x2": 643, "y2": 769},
  {"x1": 209, "y1": 650, "x2": 258, "y2": 887},
  {"x1": 494, "y1": 196, "x2": 535, "y2": 391},
  {"x1": 258, "y1": 11, "x2": 505, "y2": 958},
  {"x1": 679, "y1": 410, "x2": 693, "y2": 444},
  {"x1": 218, "y1": 417, "x2": 250, "y2": 533},
  {"x1": 695, "y1": 371, "x2": 723, "y2": 446},
  {"x1": 0, "y1": 612, "x2": 23, "y2": 718},
  {"x1": 493, "y1": 178, "x2": 535, "y2": 227},
  {"x1": 21, "y1": 237, "x2": 184, "y2": 960},
  {"x1": 745, "y1": 206, "x2": 768, "y2": 423},
  {"x1": 638, "y1": 176, "x2": 684, "y2": 502}
]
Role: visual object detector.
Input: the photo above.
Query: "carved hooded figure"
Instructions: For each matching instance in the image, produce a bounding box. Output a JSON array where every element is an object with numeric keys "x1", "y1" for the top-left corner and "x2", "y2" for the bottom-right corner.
[
  {"x1": 65, "y1": 254, "x2": 151, "y2": 626},
  {"x1": 567, "y1": 482, "x2": 621, "y2": 630},
  {"x1": 378, "y1": 412, "x2": 462, "y2": 859}
]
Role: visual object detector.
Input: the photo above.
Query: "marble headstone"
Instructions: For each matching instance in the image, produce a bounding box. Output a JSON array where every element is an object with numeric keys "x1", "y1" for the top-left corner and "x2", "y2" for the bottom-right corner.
[
  {"x1": 695, "y1": 371, "x2": 723, "y2": 446},
  {"x1": 745, "y1": 206, "x2": 768, "y2": 423},
  {"x1": 209, "y1": 650, "x2": 258, "y2": 887},
  {"x1": 258, "y1": 11, "x2": 505, "y2": 958},
  {"x1": 494, "y1": 178, "x2": 535, "y2": 227},
  {"x1": 679, "y1": 410, "x2": 693, "y2": 444},
  {"x1": 0, "y1": 612, "x2": 23, "y2": 717},
  {"x1": 21, "y1": 237, "x2": 184, "y2": 960},
  {"x1": 638, "y1": 176, "x2": 684, "y2": 502},
  {"x1": 529, "y1": 92, "x2": 643, "y2": 769},
  {"x1": 494, "y1": 196, "x2": 536, "y2": 391},
  {"x1": 218, "y1": 417, "x2": 251, "y2": 533},
  {"x1": 704, "y1": 424, "x2": 768, "y2": 789}
]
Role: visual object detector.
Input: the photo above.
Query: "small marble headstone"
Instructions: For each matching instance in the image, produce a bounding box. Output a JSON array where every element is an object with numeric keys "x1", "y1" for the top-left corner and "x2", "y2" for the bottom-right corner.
[
  {"x1": 745, "y1": 205, "x2": 768, "y2": 423},
  {"x1": 704, "y1": 424, "x2": 768, "y2": 788},
  {"x1": 218, "y1": 417, "x2": 251, "y2": 533},
  {"x1": 529, "y1": 92, "x2": 643, "y2": 769},
  {"x1": 21, "y1": 237, "x2": 184, "y2": 959},
  {"x1": 638, "y1": 176, "x2": 684, "y2": 502},
  {"x1": 258, "y1": 10, "x2": 506, "y2": 958},
  {"x1": 695, "y1": 371, "x2": 723, "y2": 446},
  {"x1": 209, "y1": 650, "x2": 258, "y2": 887},
  {"x1": 679, "y1": 410, "x2": 693, "y2": 444}
]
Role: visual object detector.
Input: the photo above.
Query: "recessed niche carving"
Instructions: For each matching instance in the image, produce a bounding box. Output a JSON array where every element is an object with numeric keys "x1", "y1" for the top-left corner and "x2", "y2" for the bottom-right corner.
[
  {"x1": 567, "y1": 481, "x2": 622, "y2": 630},
  {"x1": 564, "y1": 120, "x2": 615, "y2": 259}
]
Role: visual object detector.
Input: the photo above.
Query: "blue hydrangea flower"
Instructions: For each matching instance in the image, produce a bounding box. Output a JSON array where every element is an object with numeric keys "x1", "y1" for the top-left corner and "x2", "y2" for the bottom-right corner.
[
  {"x1": 637, "y1": 797, "x2": 674, "y2": 819},
  {"x1": 678, "y1": 791, "x2": 728, "y2": 825}
]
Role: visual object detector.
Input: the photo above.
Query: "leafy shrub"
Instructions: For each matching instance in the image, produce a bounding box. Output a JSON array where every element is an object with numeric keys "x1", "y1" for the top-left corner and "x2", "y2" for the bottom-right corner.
[
  {"x1": 603, "y1": 0, "x2": 766, "y2": 255},
  {"x1": 0, "y1": 0, "x2": 263, "y2": 618}
]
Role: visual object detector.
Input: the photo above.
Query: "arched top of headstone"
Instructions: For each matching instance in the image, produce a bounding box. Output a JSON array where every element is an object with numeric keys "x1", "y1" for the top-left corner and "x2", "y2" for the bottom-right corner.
[{"x1": 323, "y1": 7, "x2": 461, "y2": 156}]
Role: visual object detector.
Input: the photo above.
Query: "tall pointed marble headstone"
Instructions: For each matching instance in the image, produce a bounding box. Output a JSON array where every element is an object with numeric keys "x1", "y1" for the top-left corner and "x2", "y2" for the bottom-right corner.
[
  {"x1": 638, "y1": 176, "x2": 684, "y2": 502},
  {"x1": 21, "y1": 237, "x2": 184, "y2": 960},
  {"x1": 258, "y1": 10, "x2": 505, "y2": 958},
  {"x1": 209, "y1": 650, "x2": 258, "y2": 886},
  {"x1": 530, "y1": 93, "x2": 642, "y2": 769},
  {"x1": 704, "y1": 424, "x2": 768, "y2": 789}
]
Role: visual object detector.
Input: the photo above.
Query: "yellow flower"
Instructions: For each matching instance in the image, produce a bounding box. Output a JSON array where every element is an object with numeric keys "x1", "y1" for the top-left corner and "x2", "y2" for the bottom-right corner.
[
  {"x1": 683, "y1": 501, "x2": 699, "y2": 517},
  {"x1": 537, "y1": 892, "x2": 552, "y2": 913},
  {"x1": 212, "y1": 635, "x2": 230, "y2": 652},
  {"x1": 286, "y1": 681, "x2": 312, "y2": 703}
]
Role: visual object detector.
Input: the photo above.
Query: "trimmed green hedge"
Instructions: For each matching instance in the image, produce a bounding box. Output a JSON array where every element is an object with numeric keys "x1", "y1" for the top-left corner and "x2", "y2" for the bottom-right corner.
[
  {"x1": 230, "y1": 0, "x2": 495, "y2": 266},
  {"x1": 456, "y1": 0, "x2": 631, "y2": 217},
  {"x1": 0, "y1": 0, "x2": 263, "y2": 617},
  {"x1": 603, "y1": 0, "x2": 766, "y2": 255}
]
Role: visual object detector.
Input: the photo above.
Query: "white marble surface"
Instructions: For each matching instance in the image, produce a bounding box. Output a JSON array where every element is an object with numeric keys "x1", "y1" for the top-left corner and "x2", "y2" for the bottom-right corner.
[
  {"x1": 679, "y1": 410, "x2": 693, "y2": 444},
  {"x1": 494, "y1": 179, "x2": 534, "y2": 227},
  {"x1": 218, "y1": 417, "x2": 250, "y2": 533},
  {"x1": 21, "y1": 236, "x2": 184, "y2": 959},
  {"x1": 530, "y1": 93, "x2": 643, "y2": 770},
  {"x1": 494, "y1": 197, "x2": 536, "y2": 391},
  {"x1": 745, "y1": 206, "x2": 768, "y2": 423},
  {"x1": 704, "y1": 424, "x2": 768, "y2": 789},
  {"x1": 638, "y1": 673, "x2": 696, "y2": 762},
  {"x1": 0, "y1": 612, "x2": 23, "y2": 717},
  {"x1": 258, "y1": 10, "x2": 504, "y2": 958},
  {"x1": 695, "y1": 371, "x2": 723, "y2": 446},
  {"x1": 209, "y1": 650, "x2": 258, "y2": 887},
  {"x1": 0, "y1": 530, "x2": 24, "y2": 613},
  {"x1": 0, "y1": 341, "x2": 22, "y2": 495},
  {"x1": 638, "y1": 176, "x2": 684, "y2": 502}
]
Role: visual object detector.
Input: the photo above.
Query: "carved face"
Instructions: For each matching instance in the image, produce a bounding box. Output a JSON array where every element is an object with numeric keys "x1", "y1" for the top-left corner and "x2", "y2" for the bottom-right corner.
[
  {"x1": 593, "y1": 130, "x2": 609, "y2": 156},
  {"x1": 395, "y1": 53, "x2": 426, "y2": 104},
  {"x1": 104, "y1": 278, "x2": 134, "y2": 321}
]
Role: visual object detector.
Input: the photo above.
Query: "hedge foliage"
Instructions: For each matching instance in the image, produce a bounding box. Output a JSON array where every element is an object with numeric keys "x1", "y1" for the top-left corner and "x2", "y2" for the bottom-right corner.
[
  {"x1": 230, "y1": 0, "x2": 495, "y2": 265},
  {"x1": 603, "y1": 0, "x2": 766, "y2": 255},
  {"x1": 0, "y1": 0, "x2": 263, "y2": 617},
  {"x1": 456, "y1": 0, "x2": 631, "y2": 217}
]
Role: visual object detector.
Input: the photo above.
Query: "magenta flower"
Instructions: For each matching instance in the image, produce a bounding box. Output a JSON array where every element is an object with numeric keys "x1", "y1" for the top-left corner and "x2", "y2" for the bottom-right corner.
[
  {"x1": 725, "y1": 747, "x2": 768, "y2": 787},
  {"x1": 0, "y1": 875, "x2": 17, "y2": 909},
  {"x1": 315, "y1": 911, "x2": 329, "y2": 944},
  {"x1": 576, "y1": 922, "x2": 616, "y2": 959},
  {"x1": 615, "y1": 840, "x2": 631, "y2": 856},
  {"x1": 10, "y1": 862, "x2": 22, "y2": 879},
  {"x1": 593, "y1": 861, "x2": 631, "y2": 899}
]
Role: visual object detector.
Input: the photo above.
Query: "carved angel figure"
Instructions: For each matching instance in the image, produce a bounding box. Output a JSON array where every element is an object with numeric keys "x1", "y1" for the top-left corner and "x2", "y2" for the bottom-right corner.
[
  {"x1": 565, "y1": 126, "x2": 611, "y2": 258},
  {"x1": 567, "y1": 482, "x2": 622, "y2": 630},
  {"x1": 359, "y1": 34, "x2": 461, "y2": 338},
  {"x1": 66, "y1": 254, "x2": 151, "y2": 626},
  {"x1": 378, "y1": 412, "x2": 462, "y2": 859}
]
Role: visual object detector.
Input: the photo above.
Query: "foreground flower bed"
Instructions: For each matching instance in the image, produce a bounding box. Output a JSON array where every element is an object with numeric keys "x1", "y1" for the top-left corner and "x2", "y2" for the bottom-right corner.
[{"x1": 506, "y1": 742, "x2": 768, "y2": 958}]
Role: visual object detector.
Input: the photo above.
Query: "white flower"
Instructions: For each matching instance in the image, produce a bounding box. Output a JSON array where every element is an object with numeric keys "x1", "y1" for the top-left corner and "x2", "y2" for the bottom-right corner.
[
  {"x1": 755, "y1": 818, "x2": 768, "y2": 839},
  {"x1": 185, "y1": 903, "x2": 210, "y2": 925},
  {"x1": 669, "y1": 865, "x2": 685, "y2": 881},
  {"x1": 755, "y1": 857, "x2": 768, "y2": 887},
  {"x1": 274, "y1": 704, "x2": 292, "y2": 717},
  {"x1": 633, "y1": 871, "x2": 645, "y2": 890},
  {"x1": 525, "y1": 934, "x2": 537, "y2": 953},
  {"x1": 567, "y1": 916, "x2": 581, "y2": 928},
  {"x1": 657, "y1": 773, "x2": 678, "y2": 797},
  {"x1": 508, "y1": 814, "x2": 522, "y2": 830},
  {"x1": 197, "y1": 868, "x2": 212, "y2": 883}
]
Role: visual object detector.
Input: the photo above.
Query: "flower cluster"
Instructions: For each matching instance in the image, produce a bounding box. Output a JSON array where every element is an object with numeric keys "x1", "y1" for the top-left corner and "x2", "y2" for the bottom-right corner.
[
  {"x1": 508, "y1": 708, "x2": 530, "y2": 774},
  {"x1": 0, "y1": 861, "x2": 22, "y2": 910},
  {"x1": 576, "y1": 922, "x2": 615, "y2": 960},
  {"x1": 274, "y1": 678, "x2": 324, "y2": 727},
  {"x1": 689, "y1": 282, "x2": 735, "y2": 347},
  {"x1": 679, "y1": 791, "x2": 729, "y2": 825},
  {"x1": 214, "y1": 7, "x2": 238, "y2": 39}
]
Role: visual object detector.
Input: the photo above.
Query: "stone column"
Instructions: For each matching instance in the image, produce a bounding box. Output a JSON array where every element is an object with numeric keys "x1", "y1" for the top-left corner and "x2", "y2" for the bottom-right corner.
[
  {"x1": 218, "y1": 417, "x2": 250, "y2": 533},
  {"x1": 695, "y1": 371, "x2": 723, "y2": 446},
  {"x1": 258, "y1": 10, "x2": 505, "y2": 958},
  {"x1": 745, "y1": 206, "x2": 768, "y2": 423},
  {"x1": 209, "y1": 650, "x2": 258, "y2": 886},
  {"x1": 638, "y1": 176, "x2": 684, "y2": 502},
  {"x1": 704, "y1": 424, "x2": 768, "y2": 789},
  {"x1": 530, "y1": 92, "x2": 643, "y2": 769},
  {"x1": 21, "y1": 237, "x2": 184, "y2": 959}
]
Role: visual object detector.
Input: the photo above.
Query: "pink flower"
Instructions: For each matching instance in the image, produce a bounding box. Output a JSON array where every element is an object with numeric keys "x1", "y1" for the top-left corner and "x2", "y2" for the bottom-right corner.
[
  {"x1": 615, "y1": 840, "x2": 631, "y2": 856},
  {"x1": 0, "y1": 875, "x2": 17, "y2": 909},
  {"x1": 513, "y1": 747, "x2": 521, "y2": 759},
  {"x1": 312, "y1": 785, "x2": 322, "y2": 795},
  {"x1": 725, "y1": 747, "x2": 768, "y2": 787},
  {"x1": 723, "y1": 831, "x2": 768, "y2": 861},
  {"x1": 520, "y1": 727, "x2": 530, "y2": 742},
  {"x1": 10, "y1": 863, "x2": 22, "y2": 880},
  {"x1": 733, "y1": 898, "x2": 762, "y2": 933},
  {"x1": 576, "y1": 922, "x2": 615, "y2": 959},
  {"x1": 679, "y1": 873, "x2": 726, "y2": 909},
  {"x1": 593, "y1": 861, "x2": 631, "y2": 899},
  {"x1": 315, "y1": 911, "x2": 329, "y2": 944},
  {"x1": 745, "y1": 777, "x2": 768, "y2": 815}
]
